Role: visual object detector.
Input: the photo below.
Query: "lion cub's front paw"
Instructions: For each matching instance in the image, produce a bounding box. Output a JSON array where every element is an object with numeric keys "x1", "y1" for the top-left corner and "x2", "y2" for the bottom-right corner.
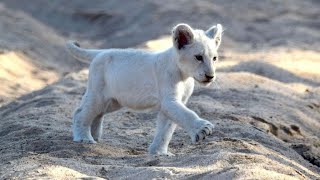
[{"x1": 191, "y1": 120, "x2": 214, "y2": 143}]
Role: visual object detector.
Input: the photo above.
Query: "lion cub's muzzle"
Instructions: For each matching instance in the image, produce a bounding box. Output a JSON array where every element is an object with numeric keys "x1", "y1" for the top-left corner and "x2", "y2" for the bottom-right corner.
[
  {"x1": 201, "y1": 73, "x2": 215, "y2": 83},
  {"x1": 205, "y1": 74, "x2": 214, "y2": 81}
]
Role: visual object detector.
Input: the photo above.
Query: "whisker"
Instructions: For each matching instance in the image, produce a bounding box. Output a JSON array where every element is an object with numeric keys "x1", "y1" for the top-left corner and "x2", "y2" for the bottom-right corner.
[{"x1": 213, "y1": 80, "x2": 221, "y2": 89}]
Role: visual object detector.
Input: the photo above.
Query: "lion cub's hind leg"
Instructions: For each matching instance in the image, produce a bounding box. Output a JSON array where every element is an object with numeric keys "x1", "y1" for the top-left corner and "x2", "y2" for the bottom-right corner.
[
  {"x1": 90, "y1": 114, "x2": 104, "y2": 142},
  {"x1": 148, "y1": 112, "x2": 177, "y2": 156},
  {"x1": 73, "y1": 57, "x2": 109, "y2": 143},
  {"x1": 91, "y1": 99, "x2": 122, "y2": 142},
  {"x1": 72, "y1": 93, "x2": 104, "y2": 143}
]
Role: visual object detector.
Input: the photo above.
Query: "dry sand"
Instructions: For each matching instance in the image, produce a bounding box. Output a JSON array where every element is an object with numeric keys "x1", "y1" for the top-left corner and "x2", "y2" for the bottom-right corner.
[{"x1": 0, "y1": 0, "x2": 319, "y2": 179}]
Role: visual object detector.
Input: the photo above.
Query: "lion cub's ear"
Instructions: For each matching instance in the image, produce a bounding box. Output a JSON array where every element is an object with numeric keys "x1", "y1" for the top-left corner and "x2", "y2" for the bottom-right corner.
[
  {"x1": 205, "y1": 24, "x2": 223, "y2": 48},
  {"x1": 173, "y1": 24, "x2": 194, "y2": 50}
]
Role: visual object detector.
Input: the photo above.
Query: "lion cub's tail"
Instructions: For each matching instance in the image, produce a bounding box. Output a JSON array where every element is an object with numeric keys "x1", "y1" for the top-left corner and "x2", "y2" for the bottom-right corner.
[{"x1": 66, "y1": 41, "x2": 102, "y2": 63}]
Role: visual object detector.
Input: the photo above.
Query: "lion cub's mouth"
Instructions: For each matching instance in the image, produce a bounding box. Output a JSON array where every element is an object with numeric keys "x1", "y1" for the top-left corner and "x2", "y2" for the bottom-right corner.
[
  {"x1": 202, "y1": 80, "x2": 213, "y2": 85},
  {"x1": 203, "y1": 79, "x2": 213, "y2": 83},
  {"x1": 196, "y1": 79, "x2": 213, "y2": 85}
]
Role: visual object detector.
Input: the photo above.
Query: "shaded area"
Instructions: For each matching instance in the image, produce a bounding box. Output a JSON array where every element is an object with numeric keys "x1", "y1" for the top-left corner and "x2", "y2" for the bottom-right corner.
[
  {"x1": 291, "y1": 144, "x2": 320, "y2": 167},
  {"x1": 1, "y1": 0, "x2": 320, "y2": 50}
]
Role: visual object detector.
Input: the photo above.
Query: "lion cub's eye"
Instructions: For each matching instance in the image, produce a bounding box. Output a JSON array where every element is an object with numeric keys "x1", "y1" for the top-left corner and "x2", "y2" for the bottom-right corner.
[
  {"x1": 195, "y1": 55, "x2": 203, "y2": 62},
  {"x1": 213, "y1": 56, "x2": 217, "y2": 61}
]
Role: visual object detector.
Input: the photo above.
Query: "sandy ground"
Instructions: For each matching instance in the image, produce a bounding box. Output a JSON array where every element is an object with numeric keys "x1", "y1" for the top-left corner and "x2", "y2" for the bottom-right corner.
[{"x1": 0, "y1": 0, "x2": 319, "y2": 179}]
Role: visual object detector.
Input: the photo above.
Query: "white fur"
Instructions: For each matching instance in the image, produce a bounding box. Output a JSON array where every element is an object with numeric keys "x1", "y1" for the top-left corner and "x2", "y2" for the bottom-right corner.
[{"x1": 66, "y1": 23, "x2": 223, "y2": 155}]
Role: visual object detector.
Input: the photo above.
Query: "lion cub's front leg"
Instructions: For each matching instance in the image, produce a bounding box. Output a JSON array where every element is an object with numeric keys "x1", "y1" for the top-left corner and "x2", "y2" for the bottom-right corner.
[{"x1": 161, "y1": 99, "x2": 215, "y2": 143}]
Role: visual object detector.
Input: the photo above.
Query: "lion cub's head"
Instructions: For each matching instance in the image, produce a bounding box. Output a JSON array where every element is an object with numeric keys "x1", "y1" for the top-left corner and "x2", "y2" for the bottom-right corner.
[{"x1": 172, "y1": 23, "x2": 223, "y2": 86}]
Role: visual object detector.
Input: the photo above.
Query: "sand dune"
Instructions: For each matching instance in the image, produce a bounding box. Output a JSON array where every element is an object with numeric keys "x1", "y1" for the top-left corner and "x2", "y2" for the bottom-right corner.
[
  {"x1": 0, "y1": 69, "x2": 319, "y2": 179},
  {"x1": 0, "y1": 0, "x2": 319, "y2": 179},
  {"x1": 0, "y1": 51, "x2": 58, "y2": 105}
]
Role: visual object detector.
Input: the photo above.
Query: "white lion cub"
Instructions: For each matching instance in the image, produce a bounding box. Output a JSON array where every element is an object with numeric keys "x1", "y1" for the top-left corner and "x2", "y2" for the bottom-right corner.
[{"x1": 66, "y1": 23, "x2": 223, "y2": 155}]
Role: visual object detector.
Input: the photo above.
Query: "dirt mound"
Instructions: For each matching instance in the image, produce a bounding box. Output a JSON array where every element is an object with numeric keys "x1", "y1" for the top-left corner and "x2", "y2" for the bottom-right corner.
[
  {"x1": 0, "y1": 51, "x2": 58, "y2": 106},
  {"x1": 220, "y1": 60, "x2": 320, "y2": 87},
  {"x1": 0, "y1": 69, "x2": 319, "y2": 179}
]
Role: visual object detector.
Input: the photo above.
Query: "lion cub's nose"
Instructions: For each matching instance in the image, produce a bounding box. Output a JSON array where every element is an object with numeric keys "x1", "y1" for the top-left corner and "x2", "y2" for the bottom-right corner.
[{"x1": 205, "y1": 74, "x2": 214, "y2": 80}]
